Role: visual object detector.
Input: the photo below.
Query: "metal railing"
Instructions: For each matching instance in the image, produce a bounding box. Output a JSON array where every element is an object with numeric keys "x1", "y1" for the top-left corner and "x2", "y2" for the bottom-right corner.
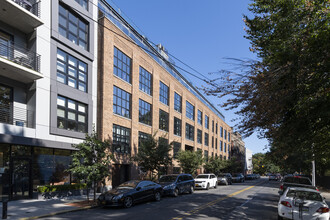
[
  {"x1": 12, "y1": 0, "x2": 41, "y2": 18},
  {"x1": 0, "y1": 41, "x2": 41, "y2": 73},
  {"x1": 0, "y1": 104, "x2": 35, "y2": 128}
]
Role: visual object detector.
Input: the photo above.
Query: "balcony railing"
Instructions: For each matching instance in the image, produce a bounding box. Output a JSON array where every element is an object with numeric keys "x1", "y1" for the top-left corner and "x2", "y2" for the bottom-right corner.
[
  {"x1": 12, "y1": 0, "x2": 41, "y2": 17},
  {"x1": 0, "y1": 104, "x2": 35, "y2": 128},
  {"x1": 0, "y1": 42, "x2": 41, "y2": 73}
]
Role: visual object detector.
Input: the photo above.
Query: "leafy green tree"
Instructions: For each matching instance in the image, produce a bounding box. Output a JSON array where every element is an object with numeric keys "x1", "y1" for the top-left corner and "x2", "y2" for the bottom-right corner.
[
  {"x1": 202, "y1": 0, "x2": 330, "y2": 176},
  {"x1": 204, "y1": 157, "x2": 227, "y2": 174},
  {"x1": 68, "y1": 131, "x2": 113, "y2": 201},
  {"x1": 224, "y1": 157, "x2": 245, "y2": 174},
  {"x1": 177, "y1": 150, "x2": 204, "y2": 175},
  {"x1": 133, "y1": 134, "x2": 172, "y2": 180}
]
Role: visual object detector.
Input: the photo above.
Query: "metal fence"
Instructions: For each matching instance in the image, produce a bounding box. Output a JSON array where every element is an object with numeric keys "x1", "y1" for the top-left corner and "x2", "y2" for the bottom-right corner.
[
  {"x1": 0, "y1": 104, "x2": 35, "y2": 128},
  {"x1": 12, "y1": 0, "x2": 41, "y2": 18},
  {"x1": 0, "y1": 41, "x2": 41, "y2": 73}
]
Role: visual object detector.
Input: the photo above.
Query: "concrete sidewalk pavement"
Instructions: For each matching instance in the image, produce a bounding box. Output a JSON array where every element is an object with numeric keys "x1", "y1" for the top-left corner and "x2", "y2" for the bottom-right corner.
[{"x1": 0, "y1": 194, "x2": 100, "y2": 220}]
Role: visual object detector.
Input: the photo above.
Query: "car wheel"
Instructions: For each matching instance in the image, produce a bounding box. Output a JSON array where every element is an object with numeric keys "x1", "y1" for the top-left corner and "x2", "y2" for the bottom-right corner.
[
  {"x1": 206, "y1": 183, "x2": 210, "y2": 190},
  {"x1": 173, "y1": 188, "x2": 179, "y2": 197},
  {"x1": 154, "y1": 191, "x2": 161, "y2": 201},
  {"x1": 123, "y1": 196, "x2": 133, "y2": 208},
  {"x1": 189, "y1": 185, "x2": 194, "y2": 194},
  {"x1": 277, "y1": 215, "x2": 283, "y2": 220}
]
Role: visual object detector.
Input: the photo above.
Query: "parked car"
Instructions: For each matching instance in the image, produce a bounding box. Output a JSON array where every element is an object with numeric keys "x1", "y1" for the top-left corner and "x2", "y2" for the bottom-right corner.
[
  {"x1": 269, "y1": 174, "x2": 278, "y2": 181},
  {"x1": 97, "y1": 180, "x2": 163, "y2": 208},
  {"x1": 278, "y1": 187, "x2": 329, "y2": 220},
  {"x1": 217, "y1": 173, "x2": 232, "y2": 185},
  {"x1": 232, "y1": 173, "x2": 245, "y2": 183},
  {"x1": 194, "y1": 174, "x2": 217, "y2": 190},
  {"x1": 158, "y1": 174, "x2": 195, "y2": 197},
  {"x1": 245, "y1": 174, "x2": 255, "y2": 180},
  {"x1": 279, "y1": 176, "x2": 316, "y2": 195}
]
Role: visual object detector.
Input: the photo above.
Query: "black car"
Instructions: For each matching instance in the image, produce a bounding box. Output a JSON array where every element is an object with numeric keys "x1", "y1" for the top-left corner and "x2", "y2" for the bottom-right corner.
[
  {"x1": 158, "y1": 174, "x2": 195, "y2": 197},
  {"x1": 232, "y1": 173, "x2": 245, "y2": 183},
  {"x1": 97, "y1": 180, "x2": 163, "y2": 208},
  {"x1": 245, "y1": 174, "x2": 255, "y2": 180},
  {"x1": 217, "y1": 173, "x2": 232, "y2": 185}
]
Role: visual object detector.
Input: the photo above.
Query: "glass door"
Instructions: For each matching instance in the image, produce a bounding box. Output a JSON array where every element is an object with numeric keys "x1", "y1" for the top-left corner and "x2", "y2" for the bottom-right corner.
[{"x1": 11, "y1": 158, "x2": 31, "y2": 200}]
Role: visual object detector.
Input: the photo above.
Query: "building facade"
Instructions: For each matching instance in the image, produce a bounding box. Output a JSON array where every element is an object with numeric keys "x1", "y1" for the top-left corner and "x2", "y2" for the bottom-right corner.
[
  {"x1": 245, "y1": 148, "x2": 253, "y2": 174},
  {"x1": 98, "y1": 1, "x2": 232, "y2": 188},
  {"x1": 231, "y1": 131, "x2": 246, "y2": 174},
  {"x1": 0, "y1": 0, "x2": 98, "y2": 200}
]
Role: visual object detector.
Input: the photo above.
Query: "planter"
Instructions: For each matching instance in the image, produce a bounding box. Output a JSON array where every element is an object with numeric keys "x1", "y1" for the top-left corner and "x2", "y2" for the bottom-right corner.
[{"x1": 39, "y1": 189, "x2": 88, "y2": 200}]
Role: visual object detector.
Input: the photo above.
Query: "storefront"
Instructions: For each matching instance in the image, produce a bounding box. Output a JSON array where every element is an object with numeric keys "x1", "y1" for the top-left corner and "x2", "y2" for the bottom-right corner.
[{"x1": 0, "y1": 144, "x2": 72, "y2": 200}]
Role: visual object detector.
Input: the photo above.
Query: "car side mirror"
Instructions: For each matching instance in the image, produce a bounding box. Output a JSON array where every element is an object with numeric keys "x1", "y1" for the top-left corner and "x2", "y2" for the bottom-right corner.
[
  {"x1": 278, "y1": 190, "x2": 283, "y2": 195},
  {"x1": 136, "y1": 187, "x2": 141, "y2": 191}
]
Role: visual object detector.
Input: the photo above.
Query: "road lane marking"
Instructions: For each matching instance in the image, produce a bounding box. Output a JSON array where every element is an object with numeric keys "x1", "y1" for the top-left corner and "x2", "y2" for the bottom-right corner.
[{"x1": 170, "y1": 184, "x2": 260, "y2": 220}]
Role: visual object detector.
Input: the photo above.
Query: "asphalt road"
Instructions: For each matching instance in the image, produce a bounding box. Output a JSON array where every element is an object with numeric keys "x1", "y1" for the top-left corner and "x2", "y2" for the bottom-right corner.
[{"x1": 42, "y1": 177, "x2": 280, "y2": 220}]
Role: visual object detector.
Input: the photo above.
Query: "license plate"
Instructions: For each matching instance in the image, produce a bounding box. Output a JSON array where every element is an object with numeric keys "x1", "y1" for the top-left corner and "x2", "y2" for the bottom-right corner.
[
  {"x1": 302, "y1": 207, "x2": 309, "y2": 212},
  {"x1": 195, "y1": 184, "x2": 200, "y2": 187},
  {"x1": 101, "y1": 201, "x2": 106, "y2": 205}
]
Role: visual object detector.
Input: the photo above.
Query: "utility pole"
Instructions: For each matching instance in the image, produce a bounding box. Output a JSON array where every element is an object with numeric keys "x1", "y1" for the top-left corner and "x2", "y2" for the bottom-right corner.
[{"x1": 312, "y1": 144, "x2": 316, "y2": 186}]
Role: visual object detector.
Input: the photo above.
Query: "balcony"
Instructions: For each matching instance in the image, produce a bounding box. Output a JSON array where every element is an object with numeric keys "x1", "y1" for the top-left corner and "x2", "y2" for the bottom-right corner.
[
  {"x1": 0, "y1": 0, "x2": 43, "y2": 34},
  {"x1": 0, "y1": 104, "x2": 35, "y2": 129},
  {"x1": 0, "y1": 41, "x2": 43, "y2": 83}
]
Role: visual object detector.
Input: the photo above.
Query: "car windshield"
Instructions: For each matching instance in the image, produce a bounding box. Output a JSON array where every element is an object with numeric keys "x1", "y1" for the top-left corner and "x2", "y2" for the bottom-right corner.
[
  {"x1": 283, "y1": 177, "x2": 312, "y2": 185},
  {"x1": 117, "y1": 180, "x2": 139, "y2": 189},
  {"x1": 218, "y1": 175, "x2": 226, "y2": 178},
  {"x1": 159, "y1": 175, "x2": 178, "y2": 182},
  {"x1": 196, "y1": 175, "x2": 209, "y2": 179},
  {"x1": 286, "y1": 190, "x2": 322, "y2": 201}
]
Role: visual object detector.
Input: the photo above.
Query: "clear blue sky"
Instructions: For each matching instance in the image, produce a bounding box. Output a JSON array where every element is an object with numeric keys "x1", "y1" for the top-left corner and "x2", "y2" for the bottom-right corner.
[{"x1": 106, "y1": 0, "x2": 269, "y2": 154}]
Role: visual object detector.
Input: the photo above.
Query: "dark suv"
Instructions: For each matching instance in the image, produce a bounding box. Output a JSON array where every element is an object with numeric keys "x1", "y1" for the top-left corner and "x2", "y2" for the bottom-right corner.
[
  {"x1": 158, "y1": 174, "x2": 195, "y2": 197},
  {"x1": 217, "y1": 173, "x2": 232, "y2": 185}
]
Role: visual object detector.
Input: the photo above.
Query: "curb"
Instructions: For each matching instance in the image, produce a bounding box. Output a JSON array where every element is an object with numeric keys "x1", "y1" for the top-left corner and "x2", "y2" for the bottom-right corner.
[{"x1": 18, "y1": 205, "x2": 99, "y2": 220}]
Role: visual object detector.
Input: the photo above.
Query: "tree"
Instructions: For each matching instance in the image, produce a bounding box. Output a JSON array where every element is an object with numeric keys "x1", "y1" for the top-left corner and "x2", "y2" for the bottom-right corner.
[
  {"x1": 133, "y1": 134, "x2": 172, "y2": 180},
  {"x1": 177, "y1": 150, "x2": 204, "y2": 175},
  {"x1": 202, "y1": 0, "x2": 330, "y2": 174},
  {"x1": 203, "y1": 157, "x2": 227, "y2": 174},
  {"x1": 68, "y1": 130, "x2": 113, "y2": 201}
]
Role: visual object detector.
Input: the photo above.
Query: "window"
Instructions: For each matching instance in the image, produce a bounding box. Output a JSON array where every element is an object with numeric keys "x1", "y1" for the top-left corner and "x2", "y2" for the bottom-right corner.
[
  {"x1": 57, "y1": 96, "x2": 87, "y2": 133},
  {"x1": 197, "y1": 129, "x2": 202, "y2": 144},
  {"x1": 224, "y1": 129, "x2": 227, "y2": 140},
  {"x1": 56, "y1": 49, "x2": 87, "y2": 92},
  {"x1": 113, "y1": 86, "x2": 131, "y2": 118},
  {"x1": 159, "y1": 137, "x2": 169, "y2": 146},
  {"x1": 212, "y1": 120, "x2": 214, "y2": 132},
  {"x1": 174, "y1": 117, "x2": 182, "y2": 136},
  {"x1": 159, "y1": 110, "x2": 169, "y2": 131},
  {"x1": 216, "y1": 123, "x2": 218, "y2": 134},
  {"x1": 186, "y1": 101, "x2": 195, "y2": 121},
  {"x1": 204, "y1": 150, "x2": 208, "y2": 162},
  {"x1": 113, "y1": 124, "x2": 131, "y2": 154},
  {"x1": 220, "y1": 126, "x2": 223, "y2": 137},
  {"x1": 0, "y1": 84, "x2": 13, "y2": 124},
  {"x1": 197, "y1": 110, "x2": 202, "y2": 125},
  {"x1": 139, "y1": 99, "x2": 152, "y2": 125},
  {"x1": 138, "y1": 131, "x2": 151, "y2": 151},
  {"x1": 59, "y1": 4, "x2": 88, "y2": 50},
  {"x1": 224, "y1": 156, "x2": 226, "y2": 160},
  {"x1": 173, "y1": 142, "x2": 181, "y2": 159},
  {"x1": 220, "y1": 140, "x2": 223, "y2": 151},
  {"x1": 139, "y1": 67, "x2": 152, "y2": 95},
  {"x1": 185, "y1": 123, "x2": 194, "y2": 141},
  {"x1": 174, "y1": 92, "x2": 182, "y2": 113},
  {"x1": 212, "y1": 152, "x2": 214, "y2": 158},
  {"x1": 224, "y1": 143, "x2": 227, "y2": 152},
  {"x1": 159, "y1": 81, "x2": 169, "y2": 105},
  {"x1": 114, "y1": 47, "x2": 132, "y2": 83},
  {"x1": 204, "y1": 133, "x2": 209, "y2": 146},
  {"x1": 205, "y1": 115, "x2": 209, "y2": 129},
  {"x1": 75, "y1": 0, "x2": 88, "y2": 10},
  {"x1": 215, "y1": 138, "x2": 218, "y2": 149},
  {"x1": 212, "y1": 137, "x2": 214, "y2": 148},
  {"x1": 228, "y1": 132, "x2": 231, "y2": 142}
]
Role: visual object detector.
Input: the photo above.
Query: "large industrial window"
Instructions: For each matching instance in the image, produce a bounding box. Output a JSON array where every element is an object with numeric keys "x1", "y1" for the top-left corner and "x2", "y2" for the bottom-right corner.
[
  {"x1": 174, "y1": 92, "x2": 182, "y2": 113},
  {"x1": 114, "y1": 47, "x2": 132, "y2": 83},
  {"x1": 56, "y1": 49, "x2": 87, "y2": 92},
  {"x1": 139, "y1": 67, "x2": 152, "y2": 95},
  {"x1": 186, "y1": 101, "x2": 195, "y2": 121},
  {"x1": 173, "y1": 142, "x2": 181, "y2": 159},
  {"x1": 174, "y1": 117, "x2": 182, "y2": 136},
  {"x1": 57, "y1": 96, "x2": 87, "y2": 133},
  {"x1": 159, "y1": 110, "x2": 169, "y2": 131},
  {"x1": 138, "y1": 131, "x2": 151, "y2": 151},
  {"x1": 139, "y1": 99, "x2": 152, "y2": 126},
  {"x1": 204, "y1": 133, "x2": 209, "y2": 146},
  {"x1": 113, "y1": 86, "x2": 131, "y2": 118},
  {"x1": 185, "y1": 123, "x2": 194, "y2": 141},
  {"x1": 59, "y1": 4, "x2": 88, "y2": 50},
  {"x1": 197, "y1": 129, "x2": 202, "y2": 144},
  {"x1": 113, "y1": 124, "x2": 131, "y2": 154},
  {"x1": 197, "y1": 110, "x2": 202, "y2": 125},
  {"x1": 205, "y1": 115, "x2": 209, "y2": 129},
  {"x1": 159, "y1": 81, "x2": 169, "y2": 105}
]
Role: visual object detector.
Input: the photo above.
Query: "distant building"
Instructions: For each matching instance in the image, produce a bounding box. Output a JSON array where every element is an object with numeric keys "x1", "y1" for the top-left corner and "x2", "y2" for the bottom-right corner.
[
  {"x1": 245, "y1": 148, "x2": 253, "y2": 174},
  {"x1": 231, "y1": 131, "x2": 245, "y2": 173}
]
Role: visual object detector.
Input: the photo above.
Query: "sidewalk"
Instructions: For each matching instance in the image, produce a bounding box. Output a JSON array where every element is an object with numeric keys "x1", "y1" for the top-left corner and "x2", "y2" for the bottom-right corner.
[{"x1": 0, "y1": 193, "x2": 100, "y2": 220}]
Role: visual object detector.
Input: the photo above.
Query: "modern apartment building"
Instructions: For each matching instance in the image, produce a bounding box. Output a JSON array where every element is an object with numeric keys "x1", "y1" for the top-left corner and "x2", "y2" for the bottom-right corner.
[
  {"x1": 98, "y1": 0, "x2": 232, "y2": 188},
  {"x1": 0, "y1": 0, "x2": 98, "y2": 200}
]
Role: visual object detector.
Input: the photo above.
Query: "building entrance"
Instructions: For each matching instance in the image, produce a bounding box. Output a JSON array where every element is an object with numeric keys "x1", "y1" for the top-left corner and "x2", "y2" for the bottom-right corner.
[{"x1": 11, "y1": 158, "x2": 31, "y2": 200}]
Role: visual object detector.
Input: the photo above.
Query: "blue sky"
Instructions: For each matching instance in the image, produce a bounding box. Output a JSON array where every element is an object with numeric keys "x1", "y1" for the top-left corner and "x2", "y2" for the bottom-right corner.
[{"x1": 106, "y1": 0, "x2": 269, "y2": 154}]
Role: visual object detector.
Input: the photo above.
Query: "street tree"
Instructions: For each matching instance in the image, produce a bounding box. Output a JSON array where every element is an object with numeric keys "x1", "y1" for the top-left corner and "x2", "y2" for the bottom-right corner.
[
  {"x1": 68, "y1": 130, "x2": 113, "y2": 201},
  {"x1": 204, "y1": 157, "x2": 227, "y2": 174},
  {"x1": 177, "y1": 150, "x2": 204, "y2": 175},
  {"x1": 133, "y1": 134, "x2": 172, "y2": 180},
  {"x1": 202, "y1": 0, "x2": 330, "y2": 174}
]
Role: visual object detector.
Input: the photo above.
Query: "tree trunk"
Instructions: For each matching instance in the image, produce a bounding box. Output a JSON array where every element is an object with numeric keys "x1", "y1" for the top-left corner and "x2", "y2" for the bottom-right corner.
[
  {"x1": 86, "y1": 188, "x2": 90, "y2": 201},
  {"x1": 93, "y1": 181, "x2": 96, "y2": 201}
]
